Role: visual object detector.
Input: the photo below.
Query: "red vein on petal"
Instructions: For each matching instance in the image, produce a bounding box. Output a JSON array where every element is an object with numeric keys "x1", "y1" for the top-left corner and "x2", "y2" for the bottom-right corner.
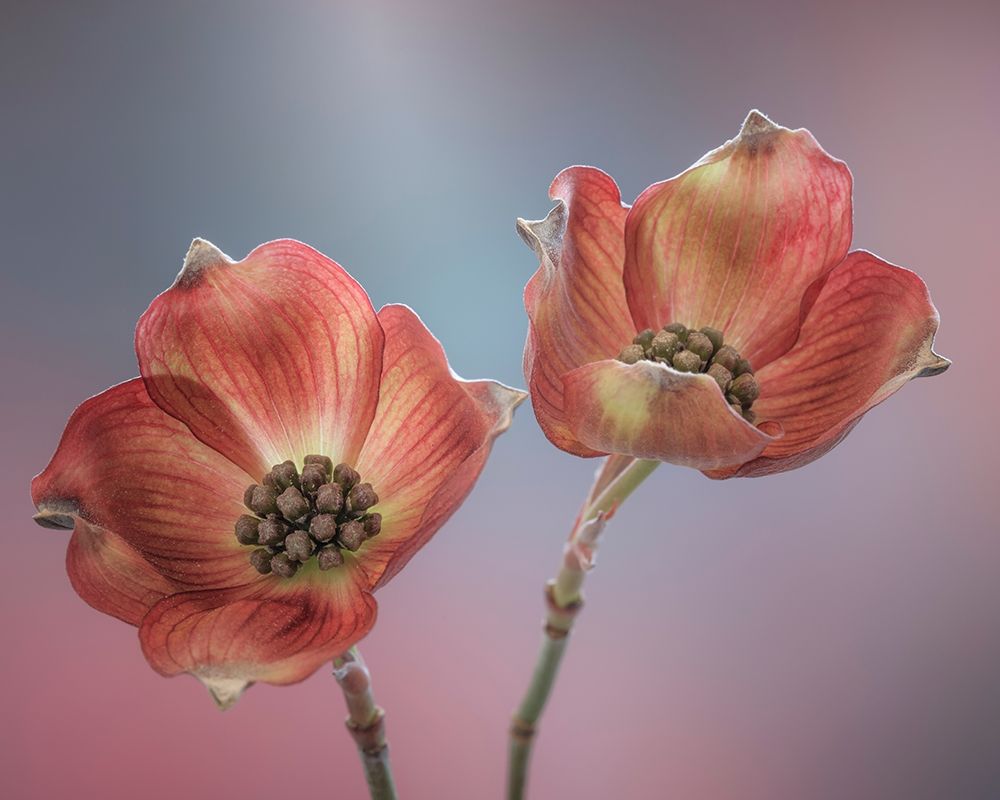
[
  {"x1": 712, "y1": 150, "x2": 757, "y2": 332},
  {"x1": 730, "y1": 137, "x2": 780, "y2": 340},
  {"x1": 688, "y1": 163, "x2": 726, "y2": 327}
]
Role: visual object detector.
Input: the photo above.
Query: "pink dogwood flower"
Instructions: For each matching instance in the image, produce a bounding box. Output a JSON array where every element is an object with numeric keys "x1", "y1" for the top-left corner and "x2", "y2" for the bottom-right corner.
[
  {"x1": 519, "y1": 111, "x2": 948, "y2": 476},
  {"x1": 33, "y1": 238, "x2": 524, "y2": 706}
]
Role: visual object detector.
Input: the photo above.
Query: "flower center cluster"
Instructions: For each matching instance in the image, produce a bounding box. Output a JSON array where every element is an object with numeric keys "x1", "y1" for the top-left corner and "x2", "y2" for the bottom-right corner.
[
  {"x1": 617, "y1": 323, "x2": 760, "y2": 423},
  {"x1": 235, "y1": 455, "x2": 381, "y2": 578}
]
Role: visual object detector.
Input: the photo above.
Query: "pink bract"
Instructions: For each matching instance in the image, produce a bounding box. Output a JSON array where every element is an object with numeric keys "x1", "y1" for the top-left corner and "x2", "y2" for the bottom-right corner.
[
  {"x1": 519, "y1": 111, "x2": 948, "y2": 476},
  {"x1": 33, "y1": 238, "x2": 524, "y2": 706}
]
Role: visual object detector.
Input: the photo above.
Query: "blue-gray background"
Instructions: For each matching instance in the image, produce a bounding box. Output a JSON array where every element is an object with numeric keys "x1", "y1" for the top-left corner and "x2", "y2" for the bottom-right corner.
[{"x1": 2, "y1": 1, "x2": 998, "y2": 798}]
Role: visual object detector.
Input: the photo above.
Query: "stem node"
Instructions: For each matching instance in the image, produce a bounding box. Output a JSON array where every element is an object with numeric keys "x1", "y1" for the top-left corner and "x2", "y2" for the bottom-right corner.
[
  {"x1": 506, "y1": 457, "x2": 659, "y2": 800},
  {"x1": 333, "y1": 648, "x2": 399, "y2": 800},
  {"x1": 509, "y1": 717, "x2": 536, "y2": 742}
]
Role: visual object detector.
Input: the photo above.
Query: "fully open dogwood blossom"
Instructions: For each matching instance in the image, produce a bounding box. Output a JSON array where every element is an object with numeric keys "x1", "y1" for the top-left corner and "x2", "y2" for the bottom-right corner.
[
  {"x1": 32, "y1": 238, "x2": 524, "y2": 707},
  {"x1": 518, "y1": 111, "x2": 948, "y2": 477}
]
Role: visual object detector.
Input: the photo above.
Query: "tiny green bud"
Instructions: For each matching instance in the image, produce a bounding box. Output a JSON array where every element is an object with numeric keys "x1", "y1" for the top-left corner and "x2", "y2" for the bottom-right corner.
[
  {"x1": 633, "y1": 328, "x2": 656, "y2": 349},
  {"x1": 270, "y1": 552, "x2": 299, "y2": 578},
  {"x1": 351, "y1": 485, "x2": 378, "y2": 513},
  {"x1": 304, "y1": 454, "x2": 333, "y2": 477},
  {"x1": 333, "y1": 463, "x2": 360, "y2": 490},
  {"x1": 284, "y1": 530, "x2": 314, "y2": 563},
  {"x1": 338, "y1": 520, "x2": 366, "y2": 551},
  {"x1": 700, "y1": 326, "x2": 724, "y2": 351},
  {"x1": 234, "y1": 515, "x2": 261, "y2": 546},
  {"x1": 248, "y1": 485, "x2": 279, "y2": 516},
  {"x1": 672, "y1": 350, "x2": 701, "y2": 373},
  {"x1": 662, "y1": 322, "x2": 688, "y2": 342},
  {"x1": 734, "y1": 358, "x2": 754, "y2": 377},
  {"x1": 309, "y1": 513, "x2": 339, "y2": 543},
  {"x1": 276, "y1": 486, "x2": 310, "y2": 521},
  {"x1": 650, "y1": 330, "x2": 680, "y2": 361},
  {"x1": 685, "y1": 331, "x2": 714, "y2": 362},
  {"x1": 362, "y1": 513, "x2": 382, "y2": 538},
  {"x1": 270, "y1": 460, "x2": 300, "y2": 491},
  {"x1": 706, "y1": 363, "x2": 733, "y2": 393},
  {"x1": 317, "y1": 545, "x2": 345, "y2": 571},
  {"x1": 729, "y1": 373, "x2": 760, "y2": 405},
  {"x1": 618, "y1": 344, "x2": 645, "y2": 364},
  {"x1": 712, "y1": 345, "x2": 740, "y2": 372},
  {"x1": 315, "y1": 482, "x2": 344, "y2": 515},
  {"x1": 741, "y1": 407, "x2": 757, "y2": 424},
  {"x1": 300, "y1": 463, "x2": 328, "y2": 494},
  {"x1": 249, "y1": 548, "x2": 273, "y2": 574},
  {"x1": 347, "y1": 482, "x2": 378, "y2": 514},
  {"x1": 257, "y1": 517, "x2": 288, "y2": 547}
]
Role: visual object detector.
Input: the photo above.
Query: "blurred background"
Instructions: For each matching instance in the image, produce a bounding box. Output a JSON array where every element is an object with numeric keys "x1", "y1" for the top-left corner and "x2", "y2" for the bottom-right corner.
[{"x1": 2, "y1": 1, "x2": 998, "y2": 798}]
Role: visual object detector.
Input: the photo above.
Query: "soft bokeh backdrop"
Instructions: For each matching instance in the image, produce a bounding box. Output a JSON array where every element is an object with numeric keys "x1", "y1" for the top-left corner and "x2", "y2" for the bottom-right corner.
[{"x1": 2, "y1": 1, "x2": 998, "y2": 798}]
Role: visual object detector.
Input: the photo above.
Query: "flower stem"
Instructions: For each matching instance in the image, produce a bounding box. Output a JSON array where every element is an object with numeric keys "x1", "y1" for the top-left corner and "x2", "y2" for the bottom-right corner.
[
  {"x1": 333, "y1": 648, "x2": 399, "y2": 800},
  {"x1": 507, "y1": 456, "x2": 659, "y2": 800}
]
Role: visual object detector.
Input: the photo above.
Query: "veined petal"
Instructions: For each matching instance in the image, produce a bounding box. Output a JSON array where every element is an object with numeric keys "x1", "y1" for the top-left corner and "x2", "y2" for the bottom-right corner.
[
  {"x1": 711, "y1": 251, "x2": 948, "y2": 478},
  {"x1": 562, "y1": 359, "x2": 779, "y2": 469},
  {"x1": 31, "y1": 379, "x2": 257, "y2": 589},
  {"x1": 355, "y1": 304, "x2": 525, "y2": 589},
  {"x1": 136, "y1": 238, "x2": 384, "y2": 477},
  {"x1": 66, "y1": 517, "x2": 175, "y2": 627},
  {"x1": 519, "y1": 167, "x2": 634, "y2": 456},
  {"x1": 139, "y1": 567, "x2": 377, "y2": 707},
  {"x1": 624, "y1": 111, "x2": 853, "y2": 368}
]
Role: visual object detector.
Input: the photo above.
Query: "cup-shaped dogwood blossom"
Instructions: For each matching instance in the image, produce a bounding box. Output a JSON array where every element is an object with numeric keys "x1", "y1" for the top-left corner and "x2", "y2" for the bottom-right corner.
[
  {"x1": 32, "y1": 238, "x2": 524, "y2": 707},
  {"x1": 519, "y1": 111, "x2": 948, "y2": 477}
]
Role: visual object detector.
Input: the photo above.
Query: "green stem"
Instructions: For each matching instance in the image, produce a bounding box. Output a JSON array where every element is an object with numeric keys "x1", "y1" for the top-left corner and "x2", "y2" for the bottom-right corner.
[
  {"x1": 508, "y1": 634, "x2": 567, "y2": 800},
  {"x1": 507, "y1": 457, "x2": 659, "y2": 800},
  {"x1": 333, "y1": 648, "x2": 399, "y2": 800}
]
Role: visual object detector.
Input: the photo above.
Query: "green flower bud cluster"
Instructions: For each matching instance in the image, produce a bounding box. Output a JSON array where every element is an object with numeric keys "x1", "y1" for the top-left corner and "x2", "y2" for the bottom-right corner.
[
  {"x1": 236, "y1": 455, "x2": 382, "y2": 578},
  {"x1": 617, "y1": 323, "x2": 760, "y2": 422}
]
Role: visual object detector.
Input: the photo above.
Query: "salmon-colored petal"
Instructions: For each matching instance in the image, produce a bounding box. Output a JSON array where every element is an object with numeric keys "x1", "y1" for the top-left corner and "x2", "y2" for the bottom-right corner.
[
  {"x1": 355, "y1": 304, "x2": 525, "y2": 589},
  {"x1": 31, "y1": 378, "x2": 257, "y2": 589},
  {"x1": 519, "y1": 167, "x2": 634, "y2": 457},
  {"x1": 712, "y1": 251, "x2": 948, "y2": 478},
  {"x1": 562, "y1": 359, "x2": 779, "y2": 469},
  {"x1": 139, "y1": 567, "x2": 377, "y2": 708},
  {"x1": 136, "y1": 238, "x2": 384, "y2": 477},
  {"x1": 623, "y1": 111, "x2": 853, "y2": 368},
  {"x1": 66, "y1": 517, "x2": 176, "y2": 627}
]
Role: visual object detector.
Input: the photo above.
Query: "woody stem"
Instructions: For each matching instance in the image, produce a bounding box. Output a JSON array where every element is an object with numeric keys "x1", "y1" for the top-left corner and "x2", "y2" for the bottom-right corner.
[
  {"x1": 507, "y1": 456, "x2": 659, "y2": 800},
  {"x1": 333, "y1": 647, "x2": 399, "y2": 800}
]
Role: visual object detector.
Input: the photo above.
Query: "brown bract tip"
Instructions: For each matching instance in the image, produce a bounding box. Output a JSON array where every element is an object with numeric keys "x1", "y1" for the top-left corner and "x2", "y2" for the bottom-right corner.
[
  {"x1": 911, "y1": 324, "x2": 951, "y2": 378},
  {"x1": 734, "y1": 109, "x2": 784, "y2": 157},
  {"x1": 200, "y1": 675, "x2": 250, "y2": 710},
  {"x1": 484, "y1": 381, "x2": 529, "y2": 435},
  {"x1": 33, "y1": 499, "x2": 78, "y2": 530},
  {"x1": 174, "y1": 238, "x2": 233, "y2": 288},
  {"x1": 740, "y1": 109, "x2": 778, "y2": 137},
  {"x1": 516, "y1": 202, "x2": 567, "y2": 269},
  {"x1": 917, "y1": 352, "x2": 951, "y2": 378}
]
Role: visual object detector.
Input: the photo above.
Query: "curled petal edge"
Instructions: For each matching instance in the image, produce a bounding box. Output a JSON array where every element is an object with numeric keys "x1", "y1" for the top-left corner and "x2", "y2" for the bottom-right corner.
[
  {"x1": 30, "y1": 377, "x2": 258, "y2": 590},
  {"x1": 562, "y1": 358, "x2": 781, "y2": 470},
  {"x1": 65, "y1": 516, "x2": 176, "y2": 627},
  {"x1": 136, "y1": 237, "x2": 385, "y2": 476},
  {"x1": 138, "y1": 573, "x2": 378, "y2": 708},
  {"x1": 706, "y1": 251, "x2": 949, "y2": 478},
  {"x1": 519, "y1": 166, "x2": 634, "y2": 458},
  {"x1": 356, "y1": 303, "x2": 527, "y2": 589}
]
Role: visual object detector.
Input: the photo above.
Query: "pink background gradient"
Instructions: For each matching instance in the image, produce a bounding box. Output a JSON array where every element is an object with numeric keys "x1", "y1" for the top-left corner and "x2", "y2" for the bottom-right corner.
[{"x1": 3, "y1": 1, "x2": 998, "y2": 798}]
